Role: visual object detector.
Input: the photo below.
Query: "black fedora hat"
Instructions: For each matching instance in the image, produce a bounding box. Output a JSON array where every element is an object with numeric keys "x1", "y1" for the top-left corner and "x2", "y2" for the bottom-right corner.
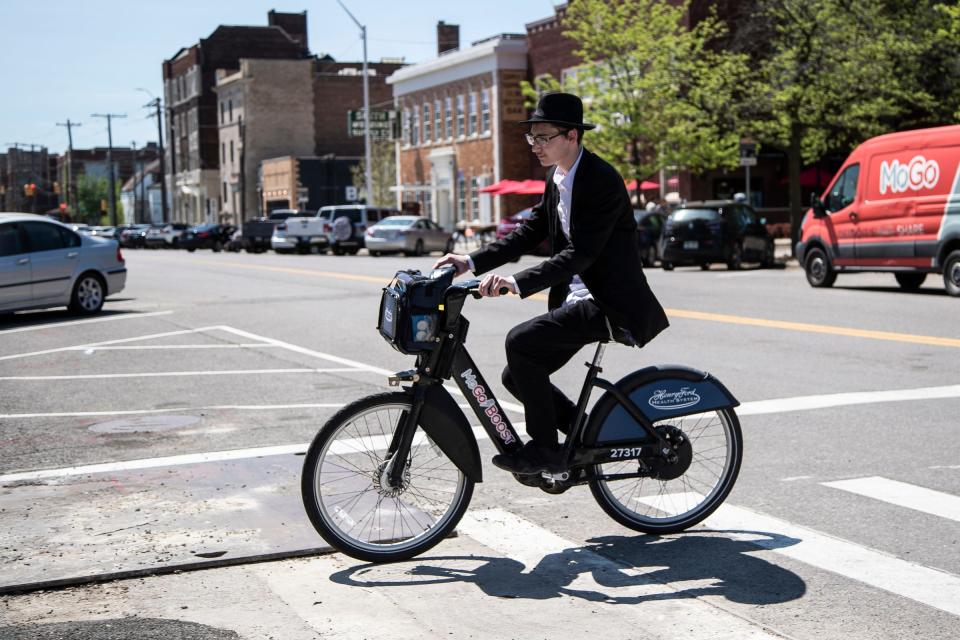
[{"x1": 519, "y1": 92, "x2": 596, "y2": 130}]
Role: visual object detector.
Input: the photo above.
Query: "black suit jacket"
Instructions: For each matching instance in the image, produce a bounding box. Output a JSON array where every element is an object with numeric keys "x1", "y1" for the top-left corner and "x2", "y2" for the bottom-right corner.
[{"x1": 470, "y1": 148, "x2": 669, "y2": 347}]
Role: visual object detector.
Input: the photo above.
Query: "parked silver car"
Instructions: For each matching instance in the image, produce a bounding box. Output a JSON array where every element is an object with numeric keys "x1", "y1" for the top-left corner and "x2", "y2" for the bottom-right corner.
[
  {"x1": 364, "y1": 216, "x2": 455, "y2": 256},
  {"x1": 0, "y1": 213, "x2": 127, "y2": 315}
]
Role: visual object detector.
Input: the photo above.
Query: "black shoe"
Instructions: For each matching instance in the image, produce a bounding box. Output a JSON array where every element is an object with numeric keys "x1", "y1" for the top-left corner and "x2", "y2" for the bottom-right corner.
[{"x1": 492, "y1": 441, "x2": 564, "y2": 475}]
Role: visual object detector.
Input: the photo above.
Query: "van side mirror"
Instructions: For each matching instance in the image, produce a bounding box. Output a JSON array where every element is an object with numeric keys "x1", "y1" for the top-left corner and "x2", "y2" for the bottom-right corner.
[{"x1": 810, "y1": 193, "x2": 827, "y2": 218}]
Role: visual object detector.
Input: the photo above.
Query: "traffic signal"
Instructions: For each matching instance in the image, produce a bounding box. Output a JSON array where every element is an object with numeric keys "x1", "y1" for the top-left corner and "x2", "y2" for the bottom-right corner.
[
  {"x1": 53, "y1": 181, "x2": 60, "y2": 195},
  {"x1": 23, "y1": 183, "x2": 37, "y2": 197}
]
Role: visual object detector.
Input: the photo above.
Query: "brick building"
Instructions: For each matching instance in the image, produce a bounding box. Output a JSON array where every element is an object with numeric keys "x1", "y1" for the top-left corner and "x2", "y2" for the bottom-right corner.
[
  {"x1": 2, "y1": 147, "x2": 59, "y2": 214},
  {"x1": 214, "y1": 55, "x2": 404, "y2": 221},
  {"x1": 162, "y1": 10, "x2": 309, "y2": 225},
  {"x1": 387, "y1": 29, "x2": 530, "y2": 230},
  {"x1": 260, "y1": 155, "x2": 359, "y2": 213}
]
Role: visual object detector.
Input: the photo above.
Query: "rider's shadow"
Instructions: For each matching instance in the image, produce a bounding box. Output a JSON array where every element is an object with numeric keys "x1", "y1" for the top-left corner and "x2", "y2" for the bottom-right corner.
[{"x1": 330, "y1": 530, "x2": 805, "y2": 605}]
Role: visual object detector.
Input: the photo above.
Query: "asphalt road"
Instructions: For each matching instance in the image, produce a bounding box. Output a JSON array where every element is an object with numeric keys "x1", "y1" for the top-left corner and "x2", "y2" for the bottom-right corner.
[{"x1": 1, "y1": 247, "x2": 958, "y2": 639}]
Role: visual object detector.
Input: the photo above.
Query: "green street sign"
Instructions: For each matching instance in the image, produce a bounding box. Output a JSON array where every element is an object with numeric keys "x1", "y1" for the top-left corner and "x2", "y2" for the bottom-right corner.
[{"x1": 348, "y1": 109, "x2": 399, "y2": 140}]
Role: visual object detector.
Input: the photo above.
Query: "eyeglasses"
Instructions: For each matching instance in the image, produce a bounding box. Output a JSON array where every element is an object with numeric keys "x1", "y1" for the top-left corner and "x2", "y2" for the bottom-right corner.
[{"x1": 524, "y1": 131, "x2": 566, "y2": 147}]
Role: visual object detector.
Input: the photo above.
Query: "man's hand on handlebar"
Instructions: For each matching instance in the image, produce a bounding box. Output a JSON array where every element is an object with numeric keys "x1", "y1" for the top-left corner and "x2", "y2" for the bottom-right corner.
[
  {"x1": 433, "y1": 253, "x2": 471, "y2": 277},
  {"x1": 478, "y1": 273, "x2": 517, "y2": 297}
]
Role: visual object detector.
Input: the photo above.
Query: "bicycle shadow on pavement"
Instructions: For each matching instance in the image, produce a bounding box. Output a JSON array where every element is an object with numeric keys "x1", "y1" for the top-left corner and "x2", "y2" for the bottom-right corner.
[{"x1": 329, "y1": 529, "x2": 805, "y2": 605}]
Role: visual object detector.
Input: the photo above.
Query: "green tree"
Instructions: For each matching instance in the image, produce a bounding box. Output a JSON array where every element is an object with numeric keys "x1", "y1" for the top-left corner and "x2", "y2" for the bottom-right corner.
[
  {"x1": 745, "y1": 0, "x2": 940, "y2": 248},
  {"x1": 75, "y1": 174, "x2": 109, "y2": 224},
  {"x1": 351, "y1": 140, "x2": 396, "y2": 207},
  {"x1": 524, "y1": 0, "x2": 750, "y2": 200}
]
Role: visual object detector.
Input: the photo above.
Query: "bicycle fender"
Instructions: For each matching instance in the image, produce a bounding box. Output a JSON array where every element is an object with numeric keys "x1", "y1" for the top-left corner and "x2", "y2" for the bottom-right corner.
[
  {"x1": 419, "y1": 384, "x2": 483, "y2": 482},
  {"x1": 592, "y1": 365, "x2": 740, "y2": 444}
]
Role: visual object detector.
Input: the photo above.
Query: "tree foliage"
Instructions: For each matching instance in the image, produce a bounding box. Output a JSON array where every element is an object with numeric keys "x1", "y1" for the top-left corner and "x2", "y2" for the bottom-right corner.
[
  {"x1": 75, "y1": 174, "x2": 109, "y2": 223},
  {"x1": 351, "y1": 140, "x2": 396, "y2": 206},
  {"x1": 524, "y1": 0, "x2": 750, "y2": 193}
]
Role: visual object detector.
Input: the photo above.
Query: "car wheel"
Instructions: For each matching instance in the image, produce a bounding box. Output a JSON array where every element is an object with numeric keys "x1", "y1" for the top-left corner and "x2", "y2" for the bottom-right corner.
[
  {"x1": 804, "y1": 246, "x2": 837, "y2": 288},
  {"x1": 69, "y1": 273, "x2": 105, "y2": 315},
  {"x1": 413, "y1": 239, "x2": 425, "y2": 257},
  {"x1": 762, "y1": 240, "x2": 776, "y2": 267},
  {"x1": 346, "y1": 247, "x2": 360, "y2": 255},
  {"x1": 445, "y1": 239, "x2": 455, "y2": 254},
  {"x1": 942, "y1": 249, "x2": 960, "y2": 296},
  {"x1": 187, "y1": 248, "x2": 196, "y2": 253},
  {"x1": 332, "y1": 247, "x2": 345, "y2": 256},
  {"x1": 726, "y1": 242, "x2": 743, "y2": 270},
  {"x1": 700, "y1": 263, "x2": 710, "y2": 271},
  {"x1": 662, "y1": 262, "x2": 674, "y2": 271},
  {"x1": 894, "y1": 273, "x2": 927, "y2": 291},
  {"x1": 213, "y1": 241, "x2": 223, "y2": 252},
  {"x1": 370, "y1": 250, "x2": 381, "y2": 257}
]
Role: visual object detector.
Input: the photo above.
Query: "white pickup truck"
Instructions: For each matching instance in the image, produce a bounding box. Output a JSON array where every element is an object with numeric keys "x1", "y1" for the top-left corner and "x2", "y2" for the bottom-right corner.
[{"x1": 271, "y1": 205, "x2": 401, "y2": 255}]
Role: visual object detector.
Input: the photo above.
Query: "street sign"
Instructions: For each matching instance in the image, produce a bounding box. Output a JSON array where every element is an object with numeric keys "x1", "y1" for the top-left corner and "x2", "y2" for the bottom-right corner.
[
  {"x1": 348, "y1": 110, "x2": 400, "y2": 140},
  {"x1": 345, "y1": 186, "x2": 358, "y2": 202},
  {"x1": 740, "y1": 140, "x2": 757, "y2": 167}
]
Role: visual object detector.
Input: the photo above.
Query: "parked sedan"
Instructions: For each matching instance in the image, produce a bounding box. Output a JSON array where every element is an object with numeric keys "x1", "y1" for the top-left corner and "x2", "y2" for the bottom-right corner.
[
  {"x1": 364, "y1": 216, "x2": 454, "y2": 256},
  {"x1": 0, "y1": 213, "x2": 126, "y2": 315},
  {"x1": 119, "y1": 224, "x2": 153, "y2": 248},
  {"x1": 660, "y1": 200, "x2": 775, "y2": 271},
  {"x1": 180, "y1": 224, "x2": 236, "y2": 252},
  {"x1": 495, "y1": 208, "x2": 550, "y2": 255},
  {"x1": 145, "y1": 223, "x2": 189, "y2": 248}
]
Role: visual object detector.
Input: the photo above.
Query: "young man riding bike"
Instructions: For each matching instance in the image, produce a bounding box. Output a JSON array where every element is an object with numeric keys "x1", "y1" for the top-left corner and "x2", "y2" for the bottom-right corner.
[{"x1": 434, "y1": 92, "x2": 669, "y2": 475}]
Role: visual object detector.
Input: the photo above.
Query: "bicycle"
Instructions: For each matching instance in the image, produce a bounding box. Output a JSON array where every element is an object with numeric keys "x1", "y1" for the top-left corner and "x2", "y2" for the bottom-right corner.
[{"x1": 301, "y1": 268, "x2": 743, "y2": 563}]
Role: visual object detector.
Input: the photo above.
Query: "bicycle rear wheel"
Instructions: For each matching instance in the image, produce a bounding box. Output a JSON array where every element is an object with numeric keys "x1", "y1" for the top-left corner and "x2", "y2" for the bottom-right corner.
[
  {"x1": 301, "y1": 392, "x2": 474, "y2": 562},
  {"x1": 586, "y1": 406, "x2": 742, "y2": 534}
]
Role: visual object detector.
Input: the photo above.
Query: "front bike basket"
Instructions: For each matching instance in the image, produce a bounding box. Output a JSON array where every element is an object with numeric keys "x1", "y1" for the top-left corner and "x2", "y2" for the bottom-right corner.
[{"x1": 378, "y1": 269, "x2": 455, "y2": 355}]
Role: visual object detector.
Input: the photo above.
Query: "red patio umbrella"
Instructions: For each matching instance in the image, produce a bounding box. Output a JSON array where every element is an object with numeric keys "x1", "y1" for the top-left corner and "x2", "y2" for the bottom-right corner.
[
  {"x1": 480, "y1": 179, "x2": 520, "y2": 194},
  {"x1": 625, "y1": 179, "x2": 661, "y2": 191}
]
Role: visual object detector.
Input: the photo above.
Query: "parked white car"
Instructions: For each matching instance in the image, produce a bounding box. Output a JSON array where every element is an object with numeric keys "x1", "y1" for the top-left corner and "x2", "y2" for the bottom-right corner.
[
  {"x1": 365, "y1": 216, "x2": 455, "y2": 256},
  {"x1": 0, "y1": 213, "x2": 127, "y2": 315},
  {"x1": 145, "y1": 223, "x2": 189, "y2": 248}
]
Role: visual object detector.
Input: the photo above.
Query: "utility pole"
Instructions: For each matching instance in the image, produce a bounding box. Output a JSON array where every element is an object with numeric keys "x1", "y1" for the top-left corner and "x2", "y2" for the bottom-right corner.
[
  {"x1": 56, "y1": 119, "x2": 81, "y2": 215},
  {"x1": 143, "y1": 98, "x2": 169, "y2": 223},
  {"x1": 238, "y1": 116, "x2": 246, "y2": 224},
  {"x1": 91, "y1": 112, "x2": 126, "y2": 226},
  {"x1": 336, "y1": 0, "x2": 373, "y2": 205}
]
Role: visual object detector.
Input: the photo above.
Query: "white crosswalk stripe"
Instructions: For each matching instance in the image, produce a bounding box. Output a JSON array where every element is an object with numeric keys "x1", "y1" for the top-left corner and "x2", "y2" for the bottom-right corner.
[{"x1": 822, "y1": 476, "x2": 960, "y2": 523}]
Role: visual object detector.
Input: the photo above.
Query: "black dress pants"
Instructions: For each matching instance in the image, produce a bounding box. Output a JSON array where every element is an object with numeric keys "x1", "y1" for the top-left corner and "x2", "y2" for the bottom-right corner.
[{"x1": 501, "y1": 299, "x2": 611, "y2": 447}]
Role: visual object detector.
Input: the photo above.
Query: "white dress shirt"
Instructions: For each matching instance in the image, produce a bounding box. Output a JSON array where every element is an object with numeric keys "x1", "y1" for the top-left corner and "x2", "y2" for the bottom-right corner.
[{"x1": 552, "y1": 148, "x2": 592, "y2": 306}]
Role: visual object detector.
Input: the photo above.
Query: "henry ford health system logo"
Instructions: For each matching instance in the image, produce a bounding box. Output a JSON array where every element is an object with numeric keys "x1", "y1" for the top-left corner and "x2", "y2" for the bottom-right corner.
[
  {"x1": 460, "y1": 369, "x2": 516, "y2": 444},
  {"x1": 648, "y1": 387, "x2": 701, "y2": 411},
  {"x1": 880, "y1": 155, "x2": 939, "y2": 195}
]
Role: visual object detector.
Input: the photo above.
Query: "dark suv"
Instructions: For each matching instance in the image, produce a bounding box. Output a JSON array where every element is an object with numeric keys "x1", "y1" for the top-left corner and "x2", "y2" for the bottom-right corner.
[{"x1": 660, "y1": 200, "x2": 774, "y2": 270}]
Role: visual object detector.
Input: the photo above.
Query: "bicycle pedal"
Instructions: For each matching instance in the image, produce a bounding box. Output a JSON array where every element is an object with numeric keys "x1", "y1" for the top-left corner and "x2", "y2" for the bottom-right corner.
[{"x1": 540, "y1": 470, "x2": 571, "y2": 482}]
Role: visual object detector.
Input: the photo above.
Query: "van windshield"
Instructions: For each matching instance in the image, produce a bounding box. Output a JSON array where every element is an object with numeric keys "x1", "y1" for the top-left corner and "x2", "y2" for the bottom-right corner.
[{"x1": 672, "y1": 209, "x2": 720, "y2": 222}]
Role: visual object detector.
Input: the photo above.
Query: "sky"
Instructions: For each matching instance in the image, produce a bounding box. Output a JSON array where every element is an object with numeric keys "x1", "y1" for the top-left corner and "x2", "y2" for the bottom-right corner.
[{"x1": 1, "y1": 0, "x2": 558, "y2": 155}]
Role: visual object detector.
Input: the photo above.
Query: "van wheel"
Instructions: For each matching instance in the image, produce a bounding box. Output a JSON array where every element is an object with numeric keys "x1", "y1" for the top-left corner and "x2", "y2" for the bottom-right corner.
[
  {"x1": 805, "y1": 247, "x2": 836, "y2": 288},
  {"x1": 894, "y1": 273, "x2": 927, "y2": 291},
  {"x1": 943, "y1": 250, "x2": 960, "y2": 296}
]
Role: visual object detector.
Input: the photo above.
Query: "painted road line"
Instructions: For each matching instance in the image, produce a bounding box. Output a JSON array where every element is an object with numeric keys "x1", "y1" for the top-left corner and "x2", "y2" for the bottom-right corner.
[
  {"x1": 216, "y1": 325, "x2": 528, "y2": 414},
  {"x1": 666, "y1": 308, "x2": 960, "y2": 349},
  {"x1": 186, "y1": 259, "x2": 389, "y2": 285},
  {"x1": 0, "y1": 310, "x2": 174, "y2": 335},
  {"x1": 0, "y1": 443, "x2": 311, "y2": 484},
  {"x1": 61, "y1": 344, "x2": 282, "y2": 351},
  {"x1": 0, "y1": 403, "x2": 344, "y2": 420},
  {"x1": 458, "y1": 509, "x2": 784, "y2": 640},
  {"x1": 636, "y1": 495, "x2": 960, "y2": 618},
  {"x1": 0, "y1": 326, "x2": 224, "y2": 362},
  {"x1": 822, "y1": 476, "x2": 960, "y2": 523},
  {"x1": 738, "y1": 384, "x2": 960, "y2": 415},
  {"x1": 0, "y1": 367, "x2": 370, "y2": 381}
]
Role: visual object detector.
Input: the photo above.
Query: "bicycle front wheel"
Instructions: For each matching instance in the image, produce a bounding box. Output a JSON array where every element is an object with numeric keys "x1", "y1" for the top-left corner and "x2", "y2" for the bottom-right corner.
[
  {"x1": 301, "y1": 392, "x2": 474, "y2": 562},
  {"x1": 587, "y1": 406, "x2": 742, "y2": 534}
]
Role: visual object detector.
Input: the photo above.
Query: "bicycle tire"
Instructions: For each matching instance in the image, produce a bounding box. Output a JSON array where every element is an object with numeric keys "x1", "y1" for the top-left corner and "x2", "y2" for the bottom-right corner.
[
  {"x1": 584, "y1": 382, "x2": 742, "y2": 535},
  {"x1": 301, "y1": 392, "x2": 474, "y2": 562}
]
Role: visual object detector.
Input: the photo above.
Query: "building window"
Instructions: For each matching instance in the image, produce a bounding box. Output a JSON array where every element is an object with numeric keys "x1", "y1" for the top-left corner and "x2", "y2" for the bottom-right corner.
[
  {"x1": 434, "y1": 99, "x2": 442, "y2": 143},
  {"x1": 402, "y1": 108, "x2": 411, "y2": 145},
  {"x1": 457, "y1": 175, "x2": 467, "y2": 220},
  {"x1": 221, "y1": 142, "x2": 225, "y2": 163},
  {"x1": 412, "y1": 105, "x2": 420, "y2": 146},
  {"x1": 480, "y1": 89, "x2": 490, "y2": 134},
  {"x1": 468, "y1": 92, "x2": 477, "y2": 136},
  {"x1": 223, "y1": 181, "x2": 228, "y2": 204},
  {"x1": 230, "y1": 140, "x2": 234, "y2": 163},
  {"x1": 228, "y1": 100, "x2": 233, "y2": 122},
  {"x1": 220, "y1": 102, "x2": 225, "y2": 124},
  {"x1": 423, "y1": 102, "x2": 431, "y2": 143},
  {"x1": 470, "y1": 177, "x2": 480, "y2": 216},
  {"x1": 456, "y1": 95, "x2": 465, "y2": 137},
  {"x1": 444, "y1": 96, "x2": 453, "y2": 139}
]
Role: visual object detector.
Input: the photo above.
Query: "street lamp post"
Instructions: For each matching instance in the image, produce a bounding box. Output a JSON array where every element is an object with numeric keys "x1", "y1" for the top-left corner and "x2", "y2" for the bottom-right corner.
[{"x1": 336, "y1": 0, "x2": 373, "y2": 205}]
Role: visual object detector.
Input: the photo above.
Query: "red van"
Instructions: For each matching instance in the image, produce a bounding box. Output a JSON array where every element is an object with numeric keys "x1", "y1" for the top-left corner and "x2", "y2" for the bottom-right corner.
[{"x1": 797, "y1": 125, "x2": 960, "y2": 296}]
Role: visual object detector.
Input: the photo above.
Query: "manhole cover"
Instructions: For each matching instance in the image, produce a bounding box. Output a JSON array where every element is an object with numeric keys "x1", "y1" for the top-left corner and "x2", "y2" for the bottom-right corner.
[{"x1": 89, "y1": 415, "x2": 202, "y2": 434}]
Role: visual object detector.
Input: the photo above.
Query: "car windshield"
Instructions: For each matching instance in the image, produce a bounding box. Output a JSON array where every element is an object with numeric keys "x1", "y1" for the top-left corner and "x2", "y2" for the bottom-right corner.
[
  {"x1": 672, "y1": 208, "x2": 720, "y2": 222},
  {"x1": 376, "y1": 218, "x2": 416, "y2": 227}
]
